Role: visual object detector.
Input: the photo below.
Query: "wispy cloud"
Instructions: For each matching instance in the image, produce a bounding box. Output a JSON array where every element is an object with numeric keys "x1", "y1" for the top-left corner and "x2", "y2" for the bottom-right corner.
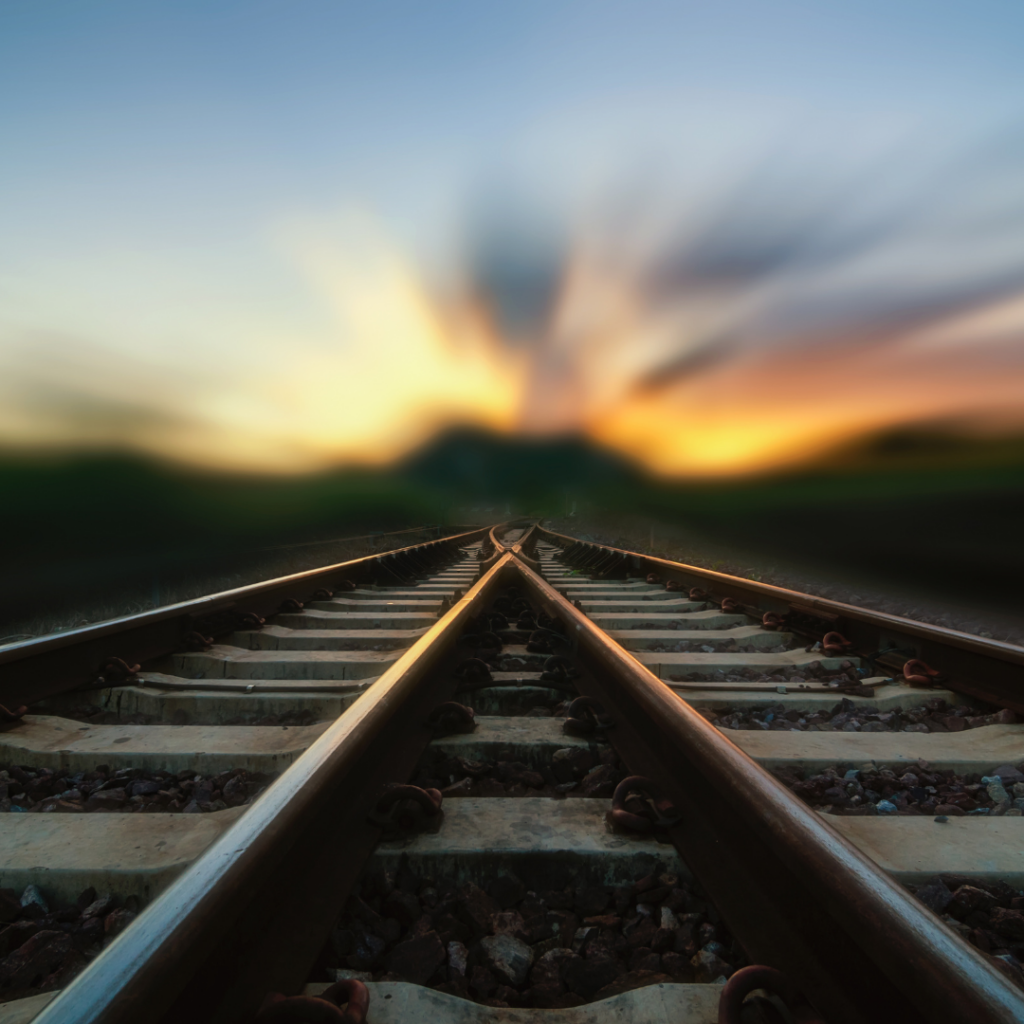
[{"x1": 2, "y1": 126, "x2": 1024, "y2": 477}]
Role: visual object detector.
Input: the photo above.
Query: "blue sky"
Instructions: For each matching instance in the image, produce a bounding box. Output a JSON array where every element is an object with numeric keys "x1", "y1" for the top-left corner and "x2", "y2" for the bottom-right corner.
[
  {"x1": 2, "y1": 2, "x2": 1024, "y2": 474},
  {"x1": 5, "y1": 1, "x2": 1022, "y2": 256}
]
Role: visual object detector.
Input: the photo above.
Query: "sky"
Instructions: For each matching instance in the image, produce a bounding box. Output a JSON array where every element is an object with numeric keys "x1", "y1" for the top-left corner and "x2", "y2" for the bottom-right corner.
[{"x1": 2, "y1": 1, "x2": 1024, "y2": 476}]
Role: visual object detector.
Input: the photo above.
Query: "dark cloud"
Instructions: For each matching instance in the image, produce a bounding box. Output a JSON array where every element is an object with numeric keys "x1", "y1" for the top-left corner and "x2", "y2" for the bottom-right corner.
[{"x1": 461, "y1": 184, "x2": 566, "y2": 342}]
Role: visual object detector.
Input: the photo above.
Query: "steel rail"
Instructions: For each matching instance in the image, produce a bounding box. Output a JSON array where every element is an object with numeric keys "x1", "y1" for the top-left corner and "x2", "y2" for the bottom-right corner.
[
  {"x1": 490, "y1": 520, "x2": 543, "y2": 573},
  {"x1": 0, "y1": 526, "x2": 488, "y2": 707},
  {"x1": 510, "y1": 522, "x2": 542, "y2": 572},
  {"x1": 477, "y1": 520, "x2": 535, "y2": 573},
  {"x1": 14, "y1": 528, "x2": 1021, "y2": 1023},
  {"x1": 31, "y1": 551, "x2": 517, "y2": 1024},
  {"x1": 511, "y1": 553, "x2": 1024, "y2": 1024},
  {"x1": 538, "y1": 526, "x2": 1024, "y2": 710}
]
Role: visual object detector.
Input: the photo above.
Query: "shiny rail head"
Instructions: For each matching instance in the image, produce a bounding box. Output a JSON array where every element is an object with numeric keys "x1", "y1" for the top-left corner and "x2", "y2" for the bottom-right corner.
[
  {"x1": 27, "y1": 550, "x2": 518, "y2": 1024},
  {"x1": 507, "y1": 553, "x2": 1024, "y2": 1024}
]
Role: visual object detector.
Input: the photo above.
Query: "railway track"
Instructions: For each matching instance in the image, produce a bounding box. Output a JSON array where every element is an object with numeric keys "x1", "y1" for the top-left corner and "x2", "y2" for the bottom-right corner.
[{"x1": 0, "y1": 522, "x2": 1022, "y2": 1023}]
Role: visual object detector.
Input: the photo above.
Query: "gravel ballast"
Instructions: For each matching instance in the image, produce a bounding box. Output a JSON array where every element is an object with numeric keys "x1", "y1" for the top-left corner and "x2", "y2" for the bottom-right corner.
[
  {"x1": 701, "y1": 697, "x2": 1015, "y2": 735},
  {"x1": 0, "y1": 764, "x2": 275, "y2": 814},
  {"x1": 414, "y1": 745, "x2": 625, "y2": 800},
  {"x1": 775, "y1": 760, "x2": 1024, "y2": 817},
  {"x1": 908, "y1": 874, "x2": 1024, "y2": 989},
  {"x1": 322, "y1": 864, "x2": 744, "y2": 1007},
  {"x1": 0, "y1": 884, "x2": 138, "y2": 1001}
]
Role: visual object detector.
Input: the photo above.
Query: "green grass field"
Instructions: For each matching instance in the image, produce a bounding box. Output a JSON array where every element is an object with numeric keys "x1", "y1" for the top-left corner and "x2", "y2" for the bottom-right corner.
[{"x1": 3, "y1": 425, "x2": 1022, "y2": 635}]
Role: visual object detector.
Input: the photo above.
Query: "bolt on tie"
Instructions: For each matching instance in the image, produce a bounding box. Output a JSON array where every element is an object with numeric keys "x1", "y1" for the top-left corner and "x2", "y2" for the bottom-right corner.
[
  {"x1": 563, "y1": 696, "x2": 613, "y2": 736},
  {"x1": 607, "y1": 776, "x2": 681, "y2": 834},
  {"x1": 254, "y1": 978, "x2": 370, "y2": 1024},
  {"x1": 426, "y1": 702, "x2": 477, "y2": 735},
  {"x1": 718, "y1": 965, "x2": 825, "y2": 1024}
]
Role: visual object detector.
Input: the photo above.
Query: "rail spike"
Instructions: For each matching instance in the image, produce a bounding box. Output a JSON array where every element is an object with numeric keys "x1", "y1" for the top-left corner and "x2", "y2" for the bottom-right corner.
[
  {"x1": 718, "y1": 966, "x2": 824, "y2": 1024},
  {"x1": 0, "y1": 703, "x2": 28, "y2": 723},
  {"x1": 563, "y1": 695, "x2": 613, "y2": 736},
  {"x1": 904, "y1": 658, "x2": 942, "y2": 687},
  {"x1": 426, "y1": 701, "x2": 477, "y2": 735},
  {"x1": 367, "y1": 784, "x2": 444, "y2": 840},
  {"x1": 821, "y1": 631, "x2": 853, "y2": 656},
  {"x1": 607, "y1": 776, "x2": 681, "y2": 834},
  {"x1": 452, "y1": 658, "x2": 493, "y2": 687},
  {"x1": 179, "y1": 630, "x2": 214, "y2": 652},
  {"x1": 541, "y1": 655, "x2": 580, "y2": 682},
  {"x1": 254, "y1": 979, "x2": 370, "y2": 1024},
  {"x1": 93, "y1": 656, "x2": 140, "y2": 683}
]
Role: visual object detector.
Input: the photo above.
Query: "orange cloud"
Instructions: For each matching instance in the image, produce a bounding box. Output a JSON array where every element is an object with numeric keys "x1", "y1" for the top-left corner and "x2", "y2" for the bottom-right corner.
[{"x1": 2, "y1": 208, "x2": 1023, "y2": 478}]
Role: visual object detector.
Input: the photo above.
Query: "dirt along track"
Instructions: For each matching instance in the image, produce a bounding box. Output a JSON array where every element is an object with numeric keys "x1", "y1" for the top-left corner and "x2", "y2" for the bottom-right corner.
[{"x1": 0, "y1": 521, "x2": 1021, "y2": 1023}]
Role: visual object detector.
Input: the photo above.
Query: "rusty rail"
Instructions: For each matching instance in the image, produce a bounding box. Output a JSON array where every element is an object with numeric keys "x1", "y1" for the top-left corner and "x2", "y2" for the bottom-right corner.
[
  {"x1": 0, "y1": 526, "x2": 488, "y2": 708},
  {"x1": 538, "y1": 525, "x2": 1024, "y2": 711},
  {"x1": 512, "y1": 555, "x2": 1024, "y2": 1024},
  {"x1": 31, "y1": 551, "x2": 515, "y2": 1024},
  {"x1": 16, "y1": 530, "x2": 1024, "y2": 1023}
]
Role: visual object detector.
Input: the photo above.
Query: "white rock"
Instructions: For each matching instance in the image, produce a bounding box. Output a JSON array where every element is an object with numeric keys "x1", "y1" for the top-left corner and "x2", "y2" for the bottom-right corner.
[
  {"x1": 20, "y1": 884, "x2": 48, "y2": 913},
  {"x1": 327, "y1": 968, "x2": 372, "y2": 983},
  {"x1": 481, "y1": 933, "x2": 534, "y2": 986},
  {"x1": 447, "y1": 940, "x2": 468, "y2": 976},
  {"x1": 691, "y1": 948, "x2": 732, "y2": 983},
  {"x1": 983, "y1": 776, "x2": 1010, "y2": 805}
]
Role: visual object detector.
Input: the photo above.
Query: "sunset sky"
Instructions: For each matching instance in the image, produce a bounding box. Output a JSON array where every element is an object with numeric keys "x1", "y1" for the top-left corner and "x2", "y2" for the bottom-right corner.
[{"x1": 2, "y1": 1, "x2": 1024, "y2": 477}]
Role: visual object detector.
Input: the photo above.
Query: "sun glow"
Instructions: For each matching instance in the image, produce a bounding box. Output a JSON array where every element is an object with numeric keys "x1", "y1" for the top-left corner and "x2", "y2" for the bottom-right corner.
[
  {"x1": 513, "y1": 241, "x2": 1024, "y2": 477},
  {"x1": 272, "y1": 218, "x2": 527, "y2": 468},
  {"x1": 2, "y1": 210, "x2": 1023, "y2": 479},
  {"x1": 0, "y1": 217, "x2": 526, "y2": 474},
  {"x1": 588, "y1": 335, "x2": 1024, "y2": 476}
]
